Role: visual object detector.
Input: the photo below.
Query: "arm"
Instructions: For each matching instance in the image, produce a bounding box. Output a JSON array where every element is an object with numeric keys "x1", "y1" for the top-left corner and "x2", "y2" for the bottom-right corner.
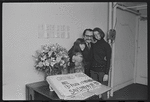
[
  {"x1": 68, "y1": 46, "x2": 74, "y2": 62},
  {"x1": 103, "y1": 43, "x2": 112, "y2": 81},
  {"x1": 68, "y1": 46, "x2": 75, "y2": 72},
  {"x1": 105, "y1": 43, "x2": 112, "y2": 74}
]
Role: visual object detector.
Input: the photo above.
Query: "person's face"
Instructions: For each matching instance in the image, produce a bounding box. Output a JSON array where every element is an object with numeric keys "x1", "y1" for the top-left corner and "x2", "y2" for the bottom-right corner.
[
  {"x1": 79, "y1": 44, "x2": 85, "y2": 51},
  {"x1": 83, "y1": 30, "x2": 93, "y2": 43},
  {"x1": 94, "y1": 31, "x2": 101, "y2": 40}
]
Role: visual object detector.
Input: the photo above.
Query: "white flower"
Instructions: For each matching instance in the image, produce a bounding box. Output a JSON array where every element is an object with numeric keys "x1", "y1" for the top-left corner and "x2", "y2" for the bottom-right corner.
[
  {"x1": 42, "y1": 50, "x2": 45, "y2": 53},
  {"x1": 60, "y1": 63, "x2": 63, "y2": 66},
  {"x1": 41, "y1": 55, "x2": 46, "y2": 61},
  {"x1": 60, "y1": 60, "x2": 65, "y2": 66},
  {"x1": 68, "y1": 62, "x2": 70, "y2": 66},
  {"x1": 48, "y1": 51, "x2": 53, "y2": 57},
  {"x1": 43, "y1": 62, "x2": 46, "y2": 66},
  {"x1": 51, "y1": 61, "x2": 56, "y2": 67},
  {"x1": 51, "y1": 46, "x2": 56, "y2": 51},
  {"x1": 56, "y1": 56, "x2": 62, "y2": 63},
  {"x1": 63, "y1": 55, "x2": 68, "y2": 59},
  {"x1": 38, "y1": 62, "x2": 43, "y2": 67},
  {"x1": 45, "y1": 60, "x2": 49, "y2": 66}
]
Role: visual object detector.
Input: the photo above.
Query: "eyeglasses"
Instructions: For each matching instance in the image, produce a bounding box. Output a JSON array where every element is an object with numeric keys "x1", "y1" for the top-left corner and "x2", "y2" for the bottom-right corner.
[{"x1": 85, "y1": 35, "x2": 93, "y2": 38}]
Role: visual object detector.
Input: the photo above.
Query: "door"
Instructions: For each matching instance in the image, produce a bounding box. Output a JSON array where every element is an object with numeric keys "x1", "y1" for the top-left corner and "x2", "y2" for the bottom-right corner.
[{"x1": 135, "y1": 17, "x2": 147, "y2": 85}]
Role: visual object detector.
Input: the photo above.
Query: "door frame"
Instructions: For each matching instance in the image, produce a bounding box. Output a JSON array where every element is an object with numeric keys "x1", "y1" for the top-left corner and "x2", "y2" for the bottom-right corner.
[
  {"x1": 134, "y1": 16, "x2": 140, "y2": 83},
  {"x1": 134, "y1": 16, "x2": 147, "y2": 85}
]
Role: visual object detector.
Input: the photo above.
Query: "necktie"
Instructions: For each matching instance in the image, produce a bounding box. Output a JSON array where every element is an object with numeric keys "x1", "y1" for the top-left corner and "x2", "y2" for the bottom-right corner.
[{"x1": 87, "y1": 43, "x2": 91, "y2": 49}]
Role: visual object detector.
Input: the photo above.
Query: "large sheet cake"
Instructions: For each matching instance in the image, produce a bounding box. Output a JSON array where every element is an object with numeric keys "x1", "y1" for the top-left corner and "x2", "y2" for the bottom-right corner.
[{"x1": 46, "y1": 72, "x2": 102, "y2": 100}]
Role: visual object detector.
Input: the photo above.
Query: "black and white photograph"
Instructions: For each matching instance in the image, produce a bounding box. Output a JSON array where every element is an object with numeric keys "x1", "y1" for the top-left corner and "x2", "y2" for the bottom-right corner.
[{"x1": 2, "y1": 2, "x2": 147, "y2": 100}]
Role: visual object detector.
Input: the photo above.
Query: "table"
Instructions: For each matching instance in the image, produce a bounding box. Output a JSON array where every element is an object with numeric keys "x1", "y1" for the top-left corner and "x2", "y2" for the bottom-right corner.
[{"x1": 26, "y1": 81, "x2": 111, "y2": 100}]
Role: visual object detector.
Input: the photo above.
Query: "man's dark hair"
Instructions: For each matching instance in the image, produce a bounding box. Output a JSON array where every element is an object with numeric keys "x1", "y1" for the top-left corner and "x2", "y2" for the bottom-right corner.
[{"x1": 82, "y1": 29, "x2": 93, "y2": 37}]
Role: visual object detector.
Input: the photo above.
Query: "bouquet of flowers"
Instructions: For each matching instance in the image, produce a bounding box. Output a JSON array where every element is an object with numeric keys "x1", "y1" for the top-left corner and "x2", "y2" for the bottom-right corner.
[{"x1": 32, "y1": 43, "x2": 70, "y2": 76}]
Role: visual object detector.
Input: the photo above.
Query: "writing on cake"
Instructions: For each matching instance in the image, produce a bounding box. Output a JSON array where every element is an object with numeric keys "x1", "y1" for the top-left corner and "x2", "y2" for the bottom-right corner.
[{"x1": 61, "y1": 79, "x2": 101, "y2": 96}]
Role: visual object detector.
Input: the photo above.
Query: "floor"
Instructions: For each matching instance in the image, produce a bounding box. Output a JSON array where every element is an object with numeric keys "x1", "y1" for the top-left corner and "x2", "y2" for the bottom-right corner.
[{"x1": 107, "y1": 83, "x2": 148, "y2": 100}]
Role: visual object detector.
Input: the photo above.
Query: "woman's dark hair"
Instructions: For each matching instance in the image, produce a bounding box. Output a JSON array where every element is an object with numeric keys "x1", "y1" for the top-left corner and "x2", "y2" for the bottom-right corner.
[
  {"x1": 68, "y1": 38, "x2": 86, "y2": 70},
  {"x1": 93, "y1": 27, "x2": 105, "y2": 39},
  {"x1": 82, "y1": 28, "x2": 93, "y2": 37},
  {"x1": 72, "y1": 38, "x2": 85, "y2": 53}
]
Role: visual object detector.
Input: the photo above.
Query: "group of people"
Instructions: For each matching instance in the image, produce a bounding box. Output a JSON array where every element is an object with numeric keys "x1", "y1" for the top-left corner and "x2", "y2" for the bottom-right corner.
[{"x1": 68, "y1": 27, "x2": 112, "y2": 99}]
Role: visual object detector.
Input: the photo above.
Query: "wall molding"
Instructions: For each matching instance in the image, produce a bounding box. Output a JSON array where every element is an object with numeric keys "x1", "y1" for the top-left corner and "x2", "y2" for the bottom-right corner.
[{"x1": 136, "y1": 76, "x2": 147, "y2": 85}]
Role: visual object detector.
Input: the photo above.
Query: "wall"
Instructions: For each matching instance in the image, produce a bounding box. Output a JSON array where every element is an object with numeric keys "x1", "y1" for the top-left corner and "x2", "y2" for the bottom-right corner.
[
  {"x1": 3, "y1": 3, "x2": 108, "y2": 100},
  {"x1": 139, "y1": 9, "x2": 147, "y2": 16},
  {"x1": 113, "y1": 9, "x2": 136, "y2": 91}
]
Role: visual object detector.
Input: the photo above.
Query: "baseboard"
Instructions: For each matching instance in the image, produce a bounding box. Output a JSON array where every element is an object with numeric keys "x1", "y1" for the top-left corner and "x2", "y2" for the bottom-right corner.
[
  {"x1": 112, "y1": 79, "x2": 134, "y2": 92},
  {"x1": 136, "y1": 76, "x2": 147, "y2": 85}
]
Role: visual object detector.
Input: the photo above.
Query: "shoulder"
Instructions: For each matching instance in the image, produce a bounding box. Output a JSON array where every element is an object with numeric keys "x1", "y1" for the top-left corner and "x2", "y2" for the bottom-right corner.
[
  {"x1": 68, "y1": 46, "x2": 73, "y2": 53},
  {"x1": 102, "y1": 39, "x2": 108, "y2": 44},
  {"x1": 102, "y1": 39, "x2": 111, "y2": 48}
]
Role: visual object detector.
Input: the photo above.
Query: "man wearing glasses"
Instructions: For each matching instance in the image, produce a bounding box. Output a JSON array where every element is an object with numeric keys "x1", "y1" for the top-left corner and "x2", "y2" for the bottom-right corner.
[{"x1": 82, "y1": 29, "x2": 93, "y2": 76}]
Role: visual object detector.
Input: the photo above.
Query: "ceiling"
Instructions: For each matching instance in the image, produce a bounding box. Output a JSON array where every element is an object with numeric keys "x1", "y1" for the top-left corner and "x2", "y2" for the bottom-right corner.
[{"x1": 117, "y1": 2, "x2": 147, "y2": 16}]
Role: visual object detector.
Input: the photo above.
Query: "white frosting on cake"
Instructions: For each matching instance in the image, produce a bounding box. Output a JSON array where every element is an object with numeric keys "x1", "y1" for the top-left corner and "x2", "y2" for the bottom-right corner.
[{"x1": 46, "y1": 73, "x2": 101, "y2": 99}]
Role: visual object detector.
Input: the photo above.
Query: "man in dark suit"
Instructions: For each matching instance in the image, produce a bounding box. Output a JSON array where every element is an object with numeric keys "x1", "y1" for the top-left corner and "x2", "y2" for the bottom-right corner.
[{"x1": 82, "y1": 29, "x2": 93, "y2": 76}]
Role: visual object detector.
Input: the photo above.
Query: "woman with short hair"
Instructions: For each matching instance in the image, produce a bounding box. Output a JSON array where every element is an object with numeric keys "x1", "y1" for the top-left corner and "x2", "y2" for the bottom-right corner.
[{"x1": 90, "y1": 27, "x2": 112, "y2": 100}]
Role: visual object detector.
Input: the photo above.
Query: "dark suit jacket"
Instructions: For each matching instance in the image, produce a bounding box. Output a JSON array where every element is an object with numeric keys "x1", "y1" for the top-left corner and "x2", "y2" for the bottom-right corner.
[{"x1": 82, "y1": 42, "x2": 92, "y2": 63}]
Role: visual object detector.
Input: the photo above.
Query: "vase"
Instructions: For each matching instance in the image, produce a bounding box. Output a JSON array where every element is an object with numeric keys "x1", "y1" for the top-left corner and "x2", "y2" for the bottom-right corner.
[
  {"x1": 44, "y1": 73, "x2": 51, "y2": 81},
  {"x1": 49, "y1": 85, "x2": 54, "y2": 91},
  {"x1": 61, "y1": 68, "x2": 68, "y2": 74},
  {"x1": 44, "y1": 74, "x2": 47, "y2": 81},
  {"x1": 44, "y1": 73, "x2": 54, "y2": 91}
]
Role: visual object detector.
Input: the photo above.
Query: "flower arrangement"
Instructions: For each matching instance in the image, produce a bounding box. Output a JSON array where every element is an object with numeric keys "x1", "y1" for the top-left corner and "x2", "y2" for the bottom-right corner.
[{"x1": 32, "y1": 43, "x2": 70, "y2": 76}]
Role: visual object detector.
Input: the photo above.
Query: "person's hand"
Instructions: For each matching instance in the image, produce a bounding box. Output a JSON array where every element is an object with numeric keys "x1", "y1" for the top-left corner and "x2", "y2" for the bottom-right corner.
[
  {"x1": 72, "y1": 53, "x2": 83, "y2": 63},
  {"x1": 103, "y1": 74, "x2": 108, "y2": 81}
]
